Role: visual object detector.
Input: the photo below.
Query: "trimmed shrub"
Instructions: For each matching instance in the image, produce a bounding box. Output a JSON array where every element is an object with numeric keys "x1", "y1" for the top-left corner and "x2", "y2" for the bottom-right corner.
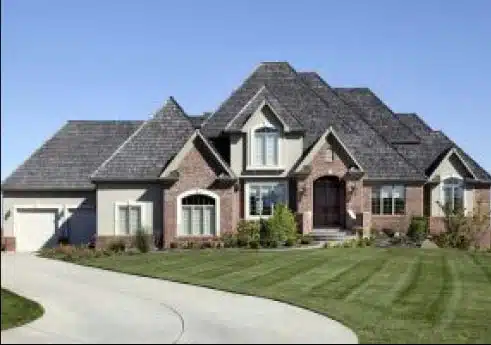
[
  {"x1": 249, "y1": 239, "x2": 260, "y2": 249},
  {"x1": 236, "y1": 220, "x2": 260, "y2": 247},
  {"x1": 407, "y1": 216, "x2": 428, "y2": 243},
  {"x1": 299, "y1": 234, "x2": 314, "y2": 245},
  {"x1": 133, "y1": 228, "x2": 150, "y2": 253},
  {"x1": 263, "y1": 203, "x2": 298, "y2": 247},
  {"x1": 221, "y1": 231, "x2": 238, "y2": 248},
  {"x1": 107, "y1": 239, "x2": 126, "y2": 253}
]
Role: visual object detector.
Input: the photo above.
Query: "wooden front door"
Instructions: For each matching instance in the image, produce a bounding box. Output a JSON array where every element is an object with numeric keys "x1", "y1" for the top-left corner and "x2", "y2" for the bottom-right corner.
[{"x1": 313, "y1": 177, "x2": 342, "y2": 228}]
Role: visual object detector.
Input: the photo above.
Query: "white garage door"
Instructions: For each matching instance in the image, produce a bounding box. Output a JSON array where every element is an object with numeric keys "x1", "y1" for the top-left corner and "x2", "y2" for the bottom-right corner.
[
  {"x1": 15, "y1": 208, "x2": 58, "y2": 252},
  {"x1": 66, "y1": 208, "x2": 96, "y2": 246}
]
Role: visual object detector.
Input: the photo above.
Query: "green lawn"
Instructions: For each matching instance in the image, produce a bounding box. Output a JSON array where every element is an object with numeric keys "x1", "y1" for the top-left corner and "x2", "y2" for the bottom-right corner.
[
  {"x1": 1, "y1": 288, "x2": 44, "y2": 330},
  {"x1": 71, "y1": 248, "x2": 490, "y2": 343}
]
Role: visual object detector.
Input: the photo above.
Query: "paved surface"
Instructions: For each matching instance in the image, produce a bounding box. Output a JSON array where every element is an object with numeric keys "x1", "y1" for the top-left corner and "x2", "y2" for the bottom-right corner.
[{"x1": 1, "y1": 253, "x2": 358, "y2": 344}]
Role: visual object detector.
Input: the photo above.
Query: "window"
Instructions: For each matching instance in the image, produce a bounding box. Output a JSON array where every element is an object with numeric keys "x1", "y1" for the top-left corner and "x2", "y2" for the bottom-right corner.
[
  {"x1": 442, "y1": 178, "x2": 464, "y2": 211},
  {"x1": 371, "y1": 185, "x2": 405, "y2": 215},
  {"x1": 253, "y1": 127, "x2": 279, "y2": 166},
  {"x1": 181, "y1": 194, "x2": 216, "y2": 236},
  {"x1": 118, "y1": 205, "x2": 142, "y2": 235},
  {"x1": 248, "y1": 182, "x2": 287, "y2": 217}
]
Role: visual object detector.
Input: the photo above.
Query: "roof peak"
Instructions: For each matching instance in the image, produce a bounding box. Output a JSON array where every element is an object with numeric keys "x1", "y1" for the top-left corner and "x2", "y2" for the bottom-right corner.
[{"x1": 154, "y1": 96, "x2": 188, "y2": 119}]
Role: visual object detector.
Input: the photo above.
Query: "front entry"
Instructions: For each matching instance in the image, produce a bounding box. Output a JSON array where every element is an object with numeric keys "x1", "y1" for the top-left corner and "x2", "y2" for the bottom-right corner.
[{"x1": 313, "y1": 176, "x2": 344, "y2": 228}]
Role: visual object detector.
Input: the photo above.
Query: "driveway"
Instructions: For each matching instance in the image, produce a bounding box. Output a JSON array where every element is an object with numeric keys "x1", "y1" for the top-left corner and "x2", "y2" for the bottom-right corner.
[{"x1": 1, "y1": 253, "x2": 358, "y2": 344}]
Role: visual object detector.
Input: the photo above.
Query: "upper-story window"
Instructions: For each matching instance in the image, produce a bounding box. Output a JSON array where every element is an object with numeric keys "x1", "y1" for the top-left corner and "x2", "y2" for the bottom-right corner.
[
  {"x1": 254, "y1": 127, "x2": 279, "y2": 166},
  {"x1": 442, "y1": 177, "x2": 464, "y2": 211}
]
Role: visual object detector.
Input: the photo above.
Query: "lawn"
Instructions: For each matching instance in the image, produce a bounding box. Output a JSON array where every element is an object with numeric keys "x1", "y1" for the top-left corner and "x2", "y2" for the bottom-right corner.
[
  {"x1": 1, "y1": 288, "x2": 44, "y2": 330},
  {"x1": 66, "y1": 248, "x2": 490, "y2": 343}
]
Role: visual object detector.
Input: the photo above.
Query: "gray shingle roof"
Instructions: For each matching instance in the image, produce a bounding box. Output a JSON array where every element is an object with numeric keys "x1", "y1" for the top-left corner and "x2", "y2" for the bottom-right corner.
[
  {"x1": 187, "y1": 113, "x2": 210, "y2": 129},
  {"x1": 1, "y1": 120, "x2": 143, "y2": 190},
  {"x1": 335, "y1": 88, "x2": 420, "y2": 144},
  {"x1": 92, "y1": 97, "x2": 195, "y2": 180},
  {"x1": 394, "y1": 113, "x2": 491, "y2": 181}
]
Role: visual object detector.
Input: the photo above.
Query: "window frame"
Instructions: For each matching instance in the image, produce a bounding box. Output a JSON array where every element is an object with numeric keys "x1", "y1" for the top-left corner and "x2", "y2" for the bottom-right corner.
[
  {"x1": 114, "y1": 201, "x2": 146, "y2": 236},
  {"x1": 441, "y1": 177, "x2": 465, "y2": 212},
  {"x1": 176, "y1": 189, "x2": 220, "y2": 237},
  {"x1": 245, "y1": 181, "x2": 288, "y2": 219},
  {"x1": 180, "y1": 195, "x2": 216, "y2": 236},
  {"x1": 248, "y1": 125, "x2": 282, "y2": 169},
  {"x1": 371, "y1": 185, "x2": 406, "y2": 215}
]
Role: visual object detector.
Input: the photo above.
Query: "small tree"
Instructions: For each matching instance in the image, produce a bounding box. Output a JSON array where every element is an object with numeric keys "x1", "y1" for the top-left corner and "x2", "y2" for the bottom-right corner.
[
  {"x1": 133, "y1": 227, "x2": 151, "y2": 253},
  {"x1": 265, "y1": 203, "x2": 298, "y2": 246}
]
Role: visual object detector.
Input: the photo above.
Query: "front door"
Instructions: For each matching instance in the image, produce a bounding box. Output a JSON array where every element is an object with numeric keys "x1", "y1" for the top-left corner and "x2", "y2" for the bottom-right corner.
[{"x1": 313, "y1": 177, "x2": 342, "y2": 228}]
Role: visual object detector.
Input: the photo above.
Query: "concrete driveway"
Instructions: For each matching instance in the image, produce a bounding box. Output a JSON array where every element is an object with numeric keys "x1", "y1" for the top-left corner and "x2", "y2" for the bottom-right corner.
[{"x1": 1, "y1": 253, "x2": 358, "y2": 344}]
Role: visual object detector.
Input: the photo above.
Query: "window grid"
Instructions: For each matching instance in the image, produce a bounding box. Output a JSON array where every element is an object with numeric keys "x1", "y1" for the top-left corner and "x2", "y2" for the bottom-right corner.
[
  {"x1": 253, "y1": 127, "x2": 279, "y2": 166},
  {"x1": 248, "y1": 183, "x2": 287, "y2": 217},
  {"x1": 371, "y1": 185, "x2": 405, "y2": 215}
]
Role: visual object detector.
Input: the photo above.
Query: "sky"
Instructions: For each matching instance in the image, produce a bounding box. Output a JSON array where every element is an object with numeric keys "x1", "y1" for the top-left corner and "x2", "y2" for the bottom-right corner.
[{"x1": 2, "y1": 0, "x2": 491, "y2": 180}]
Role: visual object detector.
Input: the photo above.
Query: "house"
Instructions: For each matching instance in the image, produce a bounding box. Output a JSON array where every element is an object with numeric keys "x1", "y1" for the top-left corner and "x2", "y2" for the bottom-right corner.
[{"x1": 2, "y1": 62, "x2": 490, "y2": 252}]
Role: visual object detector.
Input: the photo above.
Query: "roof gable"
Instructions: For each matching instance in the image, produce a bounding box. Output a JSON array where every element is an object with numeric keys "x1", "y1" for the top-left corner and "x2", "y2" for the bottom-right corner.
[{"x1": 91, "y1": 97, "x2": 195, "y2": 181}]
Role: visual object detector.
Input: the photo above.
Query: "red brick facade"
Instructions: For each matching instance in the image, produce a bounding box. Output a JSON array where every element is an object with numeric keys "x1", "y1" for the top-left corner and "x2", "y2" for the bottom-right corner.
[
  {"x1": 162, "y1": 139, "x2": 239, "y2": 248},
  {"x1": 296, "y1": 141, "x2": 363, "y2": 233},
  {"x1": 365, "y1": 184, "x2": 424, "y2": 233},
  {"x1": 1, "y1": 236, "x2": 15, "y2": 251}
]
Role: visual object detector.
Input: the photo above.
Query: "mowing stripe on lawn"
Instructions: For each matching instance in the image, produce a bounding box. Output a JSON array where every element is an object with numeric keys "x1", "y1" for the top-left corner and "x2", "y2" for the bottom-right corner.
[
  {"x1": 434, "y1": 255, "x2": 462, "y2": 332},
  {"x1": 467, "y1": 252, "x2": 491, "y2": 283},
  {"x1": 392, "y1": 252, "x2": 423, "y2": 306},
  {"x1": 212, "y1": 250, "x2": 321, "y2": 286}
]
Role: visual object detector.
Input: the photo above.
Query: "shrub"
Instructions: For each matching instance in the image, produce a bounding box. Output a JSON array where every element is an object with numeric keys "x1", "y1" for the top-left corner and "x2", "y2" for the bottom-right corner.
[
  {"x1": 299, "y1": 234, "x2": 314, "y2": 245},
  {"x1": 249, "y1": 239, "x2": 260, "y2": 249},
  {"x1": 200, "y1": 241, "x2": 213, "y2": 249},
  {"x1": 263, "y1": 203, "x2": 298, "y2": 247},
  {"x1": 107, "y1": 239, "x2": 126, "y2": 253},
  {"x1": 133, "y1": 228, "x2": 150, "y2": 253},
  {"x1": 284, "y1": 237, "x2": 296, "y2": 247},
  {"x1": 407, "y1": 216, "x2": 428, "y2": 243},
  {"x1": 169, "y1": 241, "x2": 178, "y2": 249},
  {"x1": 221, "y1": 232, "x2": 238, "y2": 248},
  {"x1": 236, "y1": 220, "x2": 260, "y2": 247}
]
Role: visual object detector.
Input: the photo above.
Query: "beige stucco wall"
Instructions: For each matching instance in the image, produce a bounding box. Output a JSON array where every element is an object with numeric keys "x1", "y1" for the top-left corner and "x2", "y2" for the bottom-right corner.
[
  {"x1": 229, "y1": 106, "x2": 303, "y2": 176},
  {"x1": 96, "y1": 184, "x2": 162, "y2": 236},
  {"x1": 2, "y1": 191, "x2": 95, "y2": 237},
  {"x1": 430, "y1": 154, "x2": 474, "y2": 216}
]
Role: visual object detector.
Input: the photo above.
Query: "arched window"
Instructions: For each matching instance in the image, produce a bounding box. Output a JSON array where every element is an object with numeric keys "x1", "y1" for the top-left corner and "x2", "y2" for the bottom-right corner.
[
  {"x1": 254, "y1": 127, "x2": 279, "y2": 166},
  {"x1": 180, "y1": 193, "x2": 217, "y2": 236},
  {"x1": 442, "y1": 177, "x2": 464, "y2": 211}
]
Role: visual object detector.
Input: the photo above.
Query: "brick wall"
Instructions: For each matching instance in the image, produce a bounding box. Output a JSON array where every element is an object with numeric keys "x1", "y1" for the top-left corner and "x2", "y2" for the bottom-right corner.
[
  {"x1": 368, "y1": 185, "x2": 424, "y2": 233},
  {"x1": 163, "y1": 139, "x2": 239, "y2": 248},
  {"x1": 1, "y1": 236, "x2": 15, "y2": 251},
  {"x1": 296, "y1": 142, "x2": 363, "y2": 232}
]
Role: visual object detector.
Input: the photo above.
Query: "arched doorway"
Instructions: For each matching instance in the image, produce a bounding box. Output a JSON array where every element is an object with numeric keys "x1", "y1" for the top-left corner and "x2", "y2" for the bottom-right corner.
[{"x1": 313, "y1": 176, "x2": 344, "y2": 228}]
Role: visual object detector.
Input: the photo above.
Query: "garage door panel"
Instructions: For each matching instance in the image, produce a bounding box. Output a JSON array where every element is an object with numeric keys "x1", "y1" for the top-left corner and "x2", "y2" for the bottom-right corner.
[
  {"x1": 67, "y1": 208, "x2": 96, "y2": 246},
  {"x1": 16, "y1": 209, "x2": 58, "y2": 252}
]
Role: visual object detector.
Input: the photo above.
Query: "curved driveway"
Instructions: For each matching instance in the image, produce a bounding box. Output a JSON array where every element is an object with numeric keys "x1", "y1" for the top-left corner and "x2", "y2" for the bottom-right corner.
[{"x1": 1, "y1": 253, "x2": 357, "y2": 344}]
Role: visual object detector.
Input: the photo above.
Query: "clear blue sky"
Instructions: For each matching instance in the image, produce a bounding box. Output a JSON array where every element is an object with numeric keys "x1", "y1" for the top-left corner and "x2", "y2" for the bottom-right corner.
[{"x1": 2, "y1": 0, "x2": 491, "y2": 180}]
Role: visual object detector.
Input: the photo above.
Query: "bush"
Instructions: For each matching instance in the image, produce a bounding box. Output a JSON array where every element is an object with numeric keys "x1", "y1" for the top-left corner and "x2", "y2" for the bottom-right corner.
[
  {"x1": 221, "y1": 232, "x2": 238, "y2": 248},
  {"x1": 299, "y1": 234, "x2": 314, "y2": 245},
  {"x1": 262, "y1": 203, "x2": 298, "y2": 247},
  {"x1": 200, "y1": 241, "x2": 213, "y2": 249},
  {"x1": 249, "y1": 239, "x2": 260, "y2": 249},
  {"x1": 169, "y1": 241, "x2": 178, "y2": 249},
  {"x1": 407, "y1": 216, "x2": 428, "y2": 243},
  {"x1": 284, "y1": 237, "x2": 296, "y2": 247},
  {"x1": 107, "y1": 239, "x2": 126, "y2": 253},
  {"x1": 236, "y1": 220, "x2": 260, "y2": 247},
  {"x1": 133, "y1": 228, "x2": 150, "y2": 253}
]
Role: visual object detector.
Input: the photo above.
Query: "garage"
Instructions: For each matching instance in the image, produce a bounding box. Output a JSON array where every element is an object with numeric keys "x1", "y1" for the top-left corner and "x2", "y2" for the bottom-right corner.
[
  {"x1": 15, "y1": 208, "x2": 59, "y2": 252},
  {"x1": 66, "y1": 207, "x2": 96, "y2": 246}
]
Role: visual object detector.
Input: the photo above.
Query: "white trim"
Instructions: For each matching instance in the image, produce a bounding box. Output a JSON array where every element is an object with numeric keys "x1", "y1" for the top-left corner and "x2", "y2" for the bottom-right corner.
[
  {"x1": 294, "y1": 126, "x2": 364, "y2": 173},
  {"x1": 247, "y1": 124, "x2": 283, "y2": 169},
  {"x1": 226, "y1": 86, "x2": 266, "y2": 130},
  {"x1": 13, "y1": 205, "x2": 63, "y2": 237},
  {"x1": 113, "y1": 201, "x2": 146, "y2": 236},
  {"x1": 176, "y1": 189, "x2": 220, "y2": 236},
  {"x1": 244, "y1": 181, "x2": 289, "y2": 220},
  {"x1": 160, "y1": 130, "x2": 235, "y2": 178},
  {"x1": 429, "y1": 148, "x2": 476, "y2": 180},
  {"x1": 439, "y1": 175, "x2": 466, "y2": 214}
]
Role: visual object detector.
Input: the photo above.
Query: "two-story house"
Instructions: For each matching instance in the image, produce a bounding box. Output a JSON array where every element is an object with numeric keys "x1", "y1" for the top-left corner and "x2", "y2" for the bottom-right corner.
[{"x1": 2, "y1": 62, "x2": 490, "y2": 251}]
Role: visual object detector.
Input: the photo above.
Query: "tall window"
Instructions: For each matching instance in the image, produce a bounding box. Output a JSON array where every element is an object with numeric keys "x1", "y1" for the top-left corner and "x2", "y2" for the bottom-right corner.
[
  {"x1": 248, "y1": 182, "x2": 287, "y2": 217},
  {"x1": 118, "y1": 205, "x2": 142, "y2": 235},
  {"x1": 442, "y1": 178, "x2": 464, "y2": 211},
  {"x1": 254, "y1": 127, "x2": 279, "y2": 166},
  {"x1": 181, "y1": 194, "x2": 216, "y2": 236},
  {"x1": 371, "y1": 185, "x2": 405, "y2": 215}
]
